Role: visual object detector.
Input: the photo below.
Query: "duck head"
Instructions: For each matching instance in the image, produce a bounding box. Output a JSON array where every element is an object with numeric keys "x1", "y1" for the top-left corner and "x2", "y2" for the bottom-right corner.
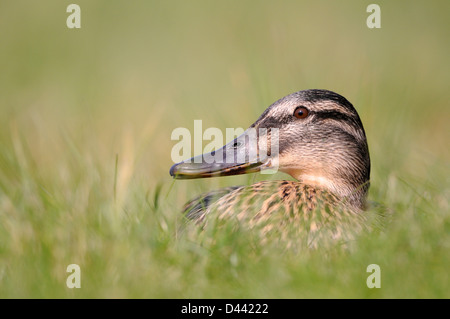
[{"x1": 170, "y1": 89, "x2": 370, "y2": 209}]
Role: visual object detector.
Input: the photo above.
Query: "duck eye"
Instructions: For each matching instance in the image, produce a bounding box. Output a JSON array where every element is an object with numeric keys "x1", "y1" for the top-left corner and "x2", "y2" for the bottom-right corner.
[{"x1": 293, "y1": 106, "x2": 309, "y2": 119}]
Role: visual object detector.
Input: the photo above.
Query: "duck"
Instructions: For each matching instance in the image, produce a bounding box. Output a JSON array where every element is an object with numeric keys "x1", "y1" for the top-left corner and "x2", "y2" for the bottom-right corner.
[{"x1": 170, "y1": 89, "x2": 373, "y2": 246}]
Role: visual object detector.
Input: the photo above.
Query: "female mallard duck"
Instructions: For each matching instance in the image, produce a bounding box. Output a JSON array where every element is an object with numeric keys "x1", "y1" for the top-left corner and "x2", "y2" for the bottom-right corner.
[{"x1": 170, "y1": 89, "x2": 372, "y2": 246}]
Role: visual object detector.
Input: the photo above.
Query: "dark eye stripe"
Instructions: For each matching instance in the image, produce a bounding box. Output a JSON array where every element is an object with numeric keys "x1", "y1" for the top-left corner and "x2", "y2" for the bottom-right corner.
[
  {"x1": 312, "y1": 110, "x2": 366, "y2": 141},
  {"x1": 255, "y1": 110, "x2": 364, "y2": 135},
  {"x1": 312, "y1": 110, "x2": 361, "y2": 126},
  {"x1": 312, "y1": 110, "x2": 353, "y2": 120}
]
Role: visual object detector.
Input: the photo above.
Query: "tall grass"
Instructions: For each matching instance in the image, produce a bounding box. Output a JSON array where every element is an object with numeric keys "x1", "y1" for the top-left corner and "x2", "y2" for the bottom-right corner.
[{"x1": 0, "y1": 1, "x2": 448, "y2": 298}]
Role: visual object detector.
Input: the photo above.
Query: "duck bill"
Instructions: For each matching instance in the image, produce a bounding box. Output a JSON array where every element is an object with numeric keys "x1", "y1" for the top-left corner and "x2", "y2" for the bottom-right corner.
[{"x1": 170, "y1": 129, "x2": 275, "y2": 179}]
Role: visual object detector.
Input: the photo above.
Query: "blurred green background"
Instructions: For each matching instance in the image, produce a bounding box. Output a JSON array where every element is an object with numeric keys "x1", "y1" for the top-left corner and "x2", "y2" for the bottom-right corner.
[{"x1": 0, "y1": 1, "x2": 448, "y2": 298}]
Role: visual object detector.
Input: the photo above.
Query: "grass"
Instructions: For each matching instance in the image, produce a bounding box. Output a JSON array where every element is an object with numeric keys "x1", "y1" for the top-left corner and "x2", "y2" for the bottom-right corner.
[{"x1": 0, "y1": 1, "x2": 449, "y2": 298}]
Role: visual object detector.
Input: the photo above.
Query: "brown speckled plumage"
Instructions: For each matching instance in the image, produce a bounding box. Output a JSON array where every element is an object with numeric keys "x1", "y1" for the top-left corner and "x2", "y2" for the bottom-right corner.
[
  {"x1": 184, "y1": 181, "x2": 340, "y2": 222},
  {"x1": 181, "y1": 180, "x2": 371, "y2": 247}
]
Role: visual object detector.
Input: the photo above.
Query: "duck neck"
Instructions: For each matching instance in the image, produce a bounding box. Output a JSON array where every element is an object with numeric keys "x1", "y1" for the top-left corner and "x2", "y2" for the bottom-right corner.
[{"x1": 298, "y1": 174, "x2": 369, "y2": 211}]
